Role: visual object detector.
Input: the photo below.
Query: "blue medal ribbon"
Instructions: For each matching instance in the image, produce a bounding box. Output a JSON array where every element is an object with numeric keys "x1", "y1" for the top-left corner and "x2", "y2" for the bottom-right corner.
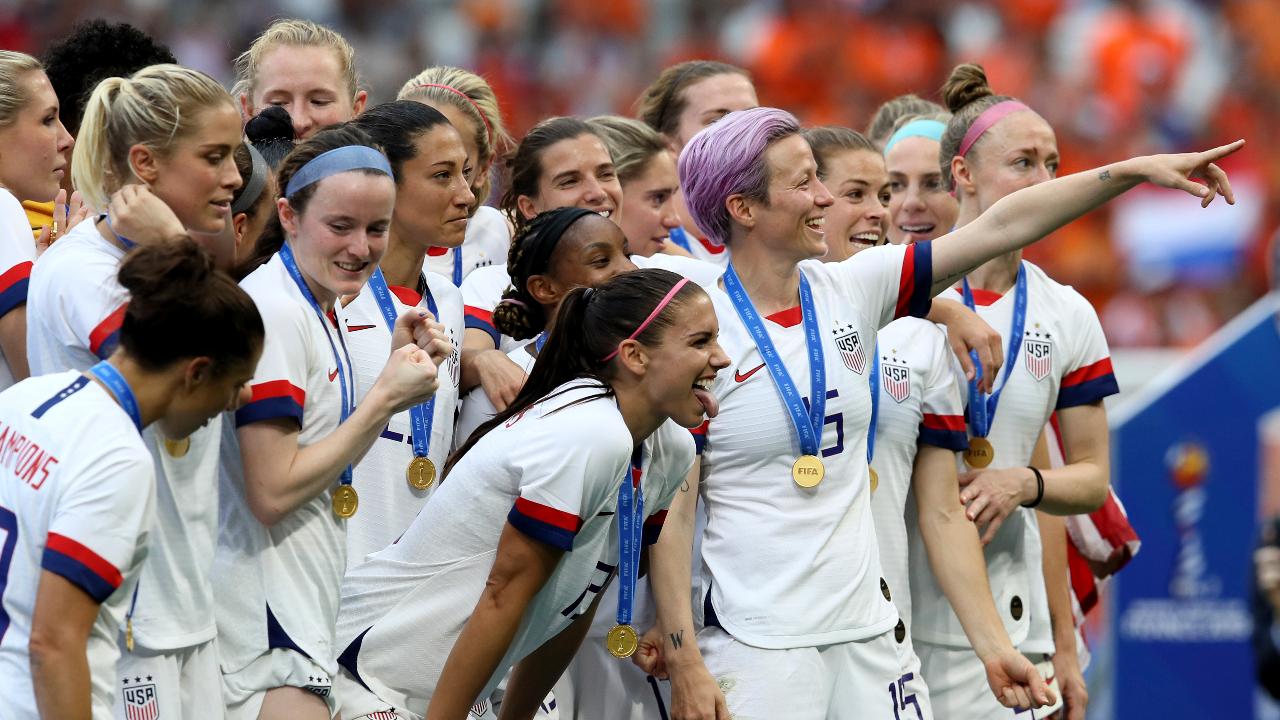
[
  {"x1": 452, "y1": 248, "x2": 463, "y2": 287},
  {"x1": 88, "y1": 361, "x2": 142, "y2": 432},
  {"x1": 668, "y1": 226, "x2": 693, "y2": 253},
  {"x1": 868, "y1": 344, "x2": 879, "y2": 465},
  {"x1": 722, "y1": 264, "x2": 826, "y2": 456},
  {"x1": 615, "y1": 448, "x2": 644, "y2": 629},
  {"x1": 367, "y1": 267, "x2": 438, "y2": 463},
  {"x1": 278, "y1": 242, "x2": 355, "y2": 487},
  {"x1": 960, "y1": 263, "x2": 1027, "y2": 438}
]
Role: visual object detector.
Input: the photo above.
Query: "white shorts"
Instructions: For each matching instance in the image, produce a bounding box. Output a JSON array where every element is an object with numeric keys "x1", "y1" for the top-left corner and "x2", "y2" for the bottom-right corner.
[
  {"x1": 222, "y1": 648, "x2": 336, "y2": 720},
  {"x1": 114, "y1": 640, "x2": 222, "y2": 720},
  {"x1": 332, "y1": 666, "x2": 554, "y2": 720},
  {"x1": 700, "y1": 622, "x2": 932, "y2": 720},
  {"x1": 559, "y1": 636, "x2": 670, "y2": 719},
  {"x1": 917, "y1": 642, "x2": 1062, "y2": 720}
]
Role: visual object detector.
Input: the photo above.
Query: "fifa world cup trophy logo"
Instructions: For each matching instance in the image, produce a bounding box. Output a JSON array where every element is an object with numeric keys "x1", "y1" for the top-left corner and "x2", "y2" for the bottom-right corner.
[{"x1": 1166, "y1": 441, "x2": 1219, "y2": 598}]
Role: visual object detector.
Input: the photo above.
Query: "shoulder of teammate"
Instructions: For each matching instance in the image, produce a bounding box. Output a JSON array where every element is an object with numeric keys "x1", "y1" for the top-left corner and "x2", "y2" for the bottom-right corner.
[
  {"x1": 1022, "y1": 262, "x2": 1120, "y2": 407},
  {"x1": 0, "y1": 188, "x2": 35, "y2": 319},
  {"x1": 884, "y1": 318, "x2": 969, "y2": 451},
  {"x1": 234, "y1": 282, "x2": 313, "y2": 429},
  {"x1": 461, "y1": 263, "x2": 509, "y2": 345},
  {"x1": 641, "y1": 419, "x2": 697, "y2": 544},
  {"x1": 632, "y1": 252, "x2": 723, "y2": 289},
  {"x1": 468, "y1": 205, "x2": 513, "y2": 252},
  {"x1": 504, "y1": 381, "x2": 634, "y2": 551},
  {"x1": 424, "y1": 269, "x2": 465, "y2": 327},
  {"x1": 28, "y1": 223, "x2": 129, "y2": 362},
  {"x1": 812, "y1": 240, "x2": 933, "y2": 328}
]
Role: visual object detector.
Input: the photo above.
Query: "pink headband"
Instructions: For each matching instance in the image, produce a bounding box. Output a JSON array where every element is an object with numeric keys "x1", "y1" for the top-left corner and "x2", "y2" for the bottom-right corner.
[
  {"x1": 958, "y1": 100, "x2": 1031, "y2": 157},
  {"x1": 414, "y1": 83, "x2": 494, "y2": 150},
  {"x1": 601, "y1": 278, "x2": 690, "y2": 362}
]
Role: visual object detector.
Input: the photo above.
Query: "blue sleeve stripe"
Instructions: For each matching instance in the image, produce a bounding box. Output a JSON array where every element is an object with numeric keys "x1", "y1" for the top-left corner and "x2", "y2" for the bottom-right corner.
[
  {"x1": 908, "y1": 241, "x2": 933, "y2": 319},
  {"x1": 234, "y1": 397, "x2": 305, "y2": 428},
  {"x1": 0, "y1": 278, "x2": 28, "y2": 318},
  {"x1": 41, "y1": 548, "x2": 115, "y2": 603},
  {"x1": 1056, "y1": 374, "x2": 1120, "y2": 409},
  {"x1": 918, "y1": 425, "x2": 969, "y2": 452},
  {"x1": 465, "y1": 315, "x2": 500, "y2": 347},
  {"x1": 508, "y1": 506, "x2": 576, "y2": 552}
]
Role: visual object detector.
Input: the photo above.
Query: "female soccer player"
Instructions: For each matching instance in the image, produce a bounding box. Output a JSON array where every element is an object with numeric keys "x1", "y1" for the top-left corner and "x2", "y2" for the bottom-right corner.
[
  {"x1": 587, "y1": 115, "x2": 683, "y2": 259},
  {"x1": 233, "y1": 18, "x2": 366, "y2": 140},
  {"x1": 213, "y1": 126, "x2": 449, "y2": 720},
  {"x1": 454, "y1": 207, "x2": 634, "y2": 445},
  {"x1": 636, "y1": 61, "x2": 759, "y2": 265},
  {"x1": 806, "y1": 125, "x2": 1053, "y2": 713},
  {"x1": 0, "y1": 51, "x2": 73, "y2": 389},
  {"x1": 332, "y1": 268, "x2": 728, "y2": 720},
  {"x1": 0, "y1": 239, "x2": 262, "y2": 720},
  {"x1": 342, "y1": 100, "x2": 470, "y2": 565},
  {"x1": 647, "y1": 105, "x2": 1238, "y2": 719},
  {"x1": 398, "y1": 66, "x2": 514, "y2": 285},
  {"x1": 25, "y1": 63, "x2": 244, "y2": 720},
  {"x1": 460, "y1": 117, "x2": 623, "y2": 409},
  {"x1": 908, "y1": 62, "x2": 1136, "y2": 720},
  {"x1": 879, "y1": 104, "x2": 958, "y2": 247}
]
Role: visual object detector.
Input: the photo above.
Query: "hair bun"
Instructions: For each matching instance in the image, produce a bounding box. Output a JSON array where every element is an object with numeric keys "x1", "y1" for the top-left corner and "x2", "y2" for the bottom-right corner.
[
  {"x1": 246, "y1": 105, "x2": 294, "y2": 144},
  {"x1": 117, "y1": 237, "x2": 213, "y2": 305},
  {"x1": 942, "y1": 63, "x2": 993, "y2": 114}
]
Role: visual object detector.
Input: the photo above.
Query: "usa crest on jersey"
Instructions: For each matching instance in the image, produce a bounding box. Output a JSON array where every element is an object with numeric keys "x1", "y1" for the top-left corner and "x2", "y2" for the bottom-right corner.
[
  {"x1": 882, "y1": 361, "x2": 911, "y2": 403},
  {"x1": 833, "y1": 324, "x2": 867, "y2": 374},
  {"x1": 122, "y1": 678, "x2": 158, "y2": 720},
  {"x1": 1024, "y1": 333, "x2": 1052, "y2": 381}
]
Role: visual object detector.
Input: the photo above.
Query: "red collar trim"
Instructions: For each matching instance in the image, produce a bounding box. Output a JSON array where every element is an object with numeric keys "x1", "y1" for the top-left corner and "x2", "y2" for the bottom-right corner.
[
  {"x1": 388, "y1": 284, "x2": 423, "y2": 307},
  {"x1": 426, "y1": 246, "x2": 449, "y2": 257},
  {"x1": 952, "y1": 285, "x2": 1004, "y2": 306},
  {"x1": 766, "y1": 306, "x2": 802, "y2": 327},
  {"x1": 694, "y1": 232, "x2": 726, "y2": 255}
]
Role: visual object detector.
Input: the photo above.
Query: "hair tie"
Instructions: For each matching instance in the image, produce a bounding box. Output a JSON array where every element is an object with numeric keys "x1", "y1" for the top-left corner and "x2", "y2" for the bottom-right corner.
[
  {"x1": 232, "y1": 143, "x2": 269, "y2": 214},
  {"x1": 601, "y1": 278, "x2": 689, "y2": 362},
  {"x1": 286, "y1": 145, "x2": 393, "y2": 197},
  {"x1": 884, "y1": 119, "x2": 946, "y2": 155},
  {"x1": 499, "y1": 297, "x2": 528, "y2": 309},
  {"x1": 414, "y1": 83, "x2": 493, "y2": 150},
  {"x1": 958, "y1": 100, "x2": 1031, "y2": 158}
]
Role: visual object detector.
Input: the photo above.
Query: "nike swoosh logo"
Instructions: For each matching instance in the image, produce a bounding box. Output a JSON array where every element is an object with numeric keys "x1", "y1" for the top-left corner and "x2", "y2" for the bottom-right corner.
[
  {"x1": 734, "y1": 363, "x2": 765, "y2": 383},
  {"x1": 328, "y1": 368, "x2": 339, "y2": 382},
  {"x1": 346, "y1": 324, "x2": 376, "y2": 332}
]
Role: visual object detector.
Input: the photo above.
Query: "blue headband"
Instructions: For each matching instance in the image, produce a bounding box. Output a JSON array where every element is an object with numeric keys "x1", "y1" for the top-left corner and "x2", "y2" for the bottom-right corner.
[
  {"x1": 884, "y1": 119, "x2": 946, "y2": 155},
  {"x1": 285, "y1": 145, "x2": 393, "y2": 197}
]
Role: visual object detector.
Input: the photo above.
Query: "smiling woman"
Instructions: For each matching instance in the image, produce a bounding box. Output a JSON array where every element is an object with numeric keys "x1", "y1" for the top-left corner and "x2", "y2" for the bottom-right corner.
[
  {"x1": 500, "y1": 116, "x2": 623, "y2": 230},
  {"x1": 213, "y1": 125, "x2": 452, "y2": 720},
  {"x1": 234, "y1": 19, "x2": 366, "y2": 140}
]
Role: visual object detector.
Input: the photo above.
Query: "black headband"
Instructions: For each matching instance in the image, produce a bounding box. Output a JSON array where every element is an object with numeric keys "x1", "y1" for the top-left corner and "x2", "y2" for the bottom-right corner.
[{"x1": 514, "y1": 207, "x2": 598, "y2": 285}]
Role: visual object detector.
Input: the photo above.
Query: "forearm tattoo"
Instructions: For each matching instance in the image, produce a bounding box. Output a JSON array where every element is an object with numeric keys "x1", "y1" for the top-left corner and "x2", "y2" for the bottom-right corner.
[
  {"x1": 669, "y1": 629, "x2": 684, "y2": 649},
  {"x1": 1099, "y1": 169, "x2": 1112, "y2": 182}
]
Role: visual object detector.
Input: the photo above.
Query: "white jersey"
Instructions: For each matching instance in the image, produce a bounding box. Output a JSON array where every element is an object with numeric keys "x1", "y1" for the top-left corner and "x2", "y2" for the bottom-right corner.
[
  {"x1": 867, "y1": 317, "x2": 968, "y2": 632},
  {"x1": 0, "y1": 188, "x2": 34, "y2": 392},
  {"x1": 454, "y1": 343, "x2": 536, "y2": 449},
  {"x1": 213, "y1": 251, "x2": 353, "y2": 675},
  {"x1": 910, "y1": 261, "x2": 1119, "y2": 653},
  {"x1": 460, "y1": 263, "x2": 527, "y2": 354},
  {"x1": 668, "y1": 225, "x2": 729, "y2": 269},
  {"x1": 0, "y1": 371, "x2": 155, "y2": 719},
  {"x1": 342, "y1": 271, "x2": 463, "y2": 568},
  {"x1": 631, "y1": 252, "x2": 724, "y2": 288},
  {"x1": 698, "y1": 242, "x2": 934, "y2": 649},
  {"x1": 334, "y1": 380, "x2": 694, "y2": 716},
  {"x1": 425, "y1": 206, "x2": 511, "y2": 285},
  {"x1": 26, "y1": 219, "x2": 222, "y2": 650}
]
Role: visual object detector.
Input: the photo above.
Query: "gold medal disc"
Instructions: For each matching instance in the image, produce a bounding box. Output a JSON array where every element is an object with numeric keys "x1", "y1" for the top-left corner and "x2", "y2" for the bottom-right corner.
[
  {"x1": 332, "y1": 485, "x2": 359, "y2": 519},
  {"x1": 964, "y1": 437, "x2": 995, "y2": 468},
  {"x1": 406, "y1": 457, "x2": 436, "y2": 491},
  {"x1": 792, "y1": 455, "x2": 825, "y2": 488},
  {"x1": 606, "y1": 624, "x2": 639, "y2": 659},
  {"x1": 164, "y1": 437, "x2": 191, "y2": 458},
  {"x1": 869, "y1": 467, "x2": 879, "y2": 494}
]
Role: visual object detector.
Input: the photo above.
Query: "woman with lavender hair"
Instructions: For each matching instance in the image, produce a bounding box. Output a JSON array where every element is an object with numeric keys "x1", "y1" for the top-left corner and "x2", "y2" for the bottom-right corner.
[{"x1": 642, "y1": 105, "x2": 1240, "y2": 719}]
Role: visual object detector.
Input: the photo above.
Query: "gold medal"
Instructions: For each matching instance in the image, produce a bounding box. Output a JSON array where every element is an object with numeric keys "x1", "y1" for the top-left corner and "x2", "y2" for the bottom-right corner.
[
  {"x1": 332, "y1": 485, "x2": 359, "y2": 519},
  {"x1": 606, "y1": 624, "x2": 639, "y2": 659},
  {"x1": 406, "y1": 457, "x2": 436, "y2": 491},
  {"x1": 964, "y1": 437, "x2": 995, "y2": 468},
  {"x1": 869, "y1": 467, "x2": 879, "y2": 494},
  {"x1": 163, "y1": 437, "x2": 190, "y2": 458},
  {"x1": 792, "y1": 454, "x2": 825, "y2": 488}
]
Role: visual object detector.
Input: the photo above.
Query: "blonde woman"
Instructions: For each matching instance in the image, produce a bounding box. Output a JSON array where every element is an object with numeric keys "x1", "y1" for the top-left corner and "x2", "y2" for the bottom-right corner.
[{"x1": 233, "y1": 18, "x2": 366, "y2": 140}]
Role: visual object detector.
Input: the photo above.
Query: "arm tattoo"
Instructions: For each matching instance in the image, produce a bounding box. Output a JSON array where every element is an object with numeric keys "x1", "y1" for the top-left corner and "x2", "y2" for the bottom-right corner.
[
  {"x1": 1099, "y1": 170, "x2": 1112, "y2": 182},
  {"x1": 669, "y1": 629, "x2": 684, "y2": 649}
]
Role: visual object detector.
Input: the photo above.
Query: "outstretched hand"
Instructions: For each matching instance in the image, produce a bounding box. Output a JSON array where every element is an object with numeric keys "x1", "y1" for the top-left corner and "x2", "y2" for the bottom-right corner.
[{"x1": 1141, "y1": 139, "x2": 1244, "y2": 208}]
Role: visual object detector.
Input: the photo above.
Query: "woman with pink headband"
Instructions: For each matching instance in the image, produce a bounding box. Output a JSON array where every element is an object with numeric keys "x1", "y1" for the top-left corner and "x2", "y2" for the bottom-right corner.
[
  {"x1": 330, "y1": 268, "x2": 728, "y2": 720},
  {"x1": 642, "y1": 104, "x2": 1239, "y2": 719},
  {"x1": 905, "y1": 62, "x2": 1133, "y2": 720}
]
